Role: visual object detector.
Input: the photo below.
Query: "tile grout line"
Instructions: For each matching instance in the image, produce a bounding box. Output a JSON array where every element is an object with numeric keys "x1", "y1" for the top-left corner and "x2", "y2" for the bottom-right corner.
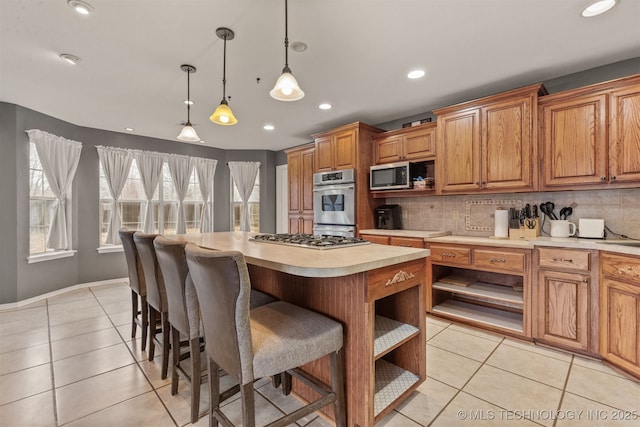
[
  {"x1": 88, "y1": 286, "x2": 181, "y2": 427},
  {"x1": 552, "y1": 355, "x2": 574, "y2": 427},
  {"x1": 45, "y1": 298, "x2": 60, "y2": 427}
]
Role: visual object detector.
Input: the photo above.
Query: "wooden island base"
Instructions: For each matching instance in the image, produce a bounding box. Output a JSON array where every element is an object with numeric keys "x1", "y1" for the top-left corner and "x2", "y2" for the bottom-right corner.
[{"x1": 249, "y1": 259, "x2": 426, "y2": 427}]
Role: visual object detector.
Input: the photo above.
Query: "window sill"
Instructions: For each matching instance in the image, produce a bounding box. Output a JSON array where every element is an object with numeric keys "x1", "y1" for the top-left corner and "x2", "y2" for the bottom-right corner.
[
  {"x1": 27, "y1": 250, "x2": 76, "y2": 264},
  {"x1": 97, "y1": 245, "x2": 124, "y2": 254}
]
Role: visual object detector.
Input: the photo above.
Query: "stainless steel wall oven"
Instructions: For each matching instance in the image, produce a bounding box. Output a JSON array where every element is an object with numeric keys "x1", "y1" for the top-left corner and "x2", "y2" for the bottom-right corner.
[{"x1": 312, "y1": 169, "x2": 356, "y2": 237}]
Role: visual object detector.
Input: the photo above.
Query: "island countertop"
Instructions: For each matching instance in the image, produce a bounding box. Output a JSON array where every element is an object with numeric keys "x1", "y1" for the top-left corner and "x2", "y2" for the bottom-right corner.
[{"x1": 166, "y1": 231, "x2": 430, "y2": 278}]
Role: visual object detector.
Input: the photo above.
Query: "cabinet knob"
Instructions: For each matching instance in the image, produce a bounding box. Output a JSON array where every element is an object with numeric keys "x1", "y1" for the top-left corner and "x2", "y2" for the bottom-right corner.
[
  {"x1": 611, "y1": 175, "x2": 617, "y2": 180},
  {"x1": 600, "y1": 176, "x2": 606, "y2": 181}
]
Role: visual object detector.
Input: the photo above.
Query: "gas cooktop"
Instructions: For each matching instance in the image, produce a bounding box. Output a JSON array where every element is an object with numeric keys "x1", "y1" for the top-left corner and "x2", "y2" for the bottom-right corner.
[{"x1": 250, "y1": 233, "x2": 371, "y2": 250}]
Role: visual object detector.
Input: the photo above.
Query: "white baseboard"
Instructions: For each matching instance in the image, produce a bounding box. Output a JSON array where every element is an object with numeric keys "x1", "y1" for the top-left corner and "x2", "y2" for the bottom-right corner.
[{"x1": 0, "y1": 277, "x2": 129, "y2": 311}]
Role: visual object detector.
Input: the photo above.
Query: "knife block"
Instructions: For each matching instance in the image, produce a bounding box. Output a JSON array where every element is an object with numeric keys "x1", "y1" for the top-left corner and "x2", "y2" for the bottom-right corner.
[
  {"x1": 523, "y1": 219, "x2": 541, "y2": 240},
  {"x1": 509, "y1": 227, "x2": 524, "y2": 240}
]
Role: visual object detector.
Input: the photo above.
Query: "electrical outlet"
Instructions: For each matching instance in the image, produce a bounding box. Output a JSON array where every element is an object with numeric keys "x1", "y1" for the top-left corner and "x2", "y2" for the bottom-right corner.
[{"x1": 452, "y1": 210, "x2": 459, "y2": 220}]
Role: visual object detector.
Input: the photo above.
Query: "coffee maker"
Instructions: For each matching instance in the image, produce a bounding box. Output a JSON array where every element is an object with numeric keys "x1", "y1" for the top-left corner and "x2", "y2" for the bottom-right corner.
[{"x1": 375, "y1": 204, "x2": 402, "y2": 229}]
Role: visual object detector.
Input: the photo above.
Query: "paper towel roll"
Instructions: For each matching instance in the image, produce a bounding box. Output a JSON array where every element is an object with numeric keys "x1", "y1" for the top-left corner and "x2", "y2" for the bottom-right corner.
[{"x1": 494, "y1": 209, "x2": 509, "y2": 238}]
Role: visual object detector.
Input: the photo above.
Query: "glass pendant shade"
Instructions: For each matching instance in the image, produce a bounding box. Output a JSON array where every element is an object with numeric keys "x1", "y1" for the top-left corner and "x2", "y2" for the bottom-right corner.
[
  {"x1": 177, "y1": 123, "x2": 200, "y2": 141},
  {"x1": 210, "y1": 100, "x2": 238, "y2": 125},
  {"x1": 270, "y1": 71, "x2": 304, "y2": 101}
]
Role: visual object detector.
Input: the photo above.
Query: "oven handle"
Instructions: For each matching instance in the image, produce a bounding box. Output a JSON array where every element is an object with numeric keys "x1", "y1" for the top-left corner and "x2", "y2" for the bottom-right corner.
[{"x1": 313, "y1": 184, "x2": 355, "y2": 192}]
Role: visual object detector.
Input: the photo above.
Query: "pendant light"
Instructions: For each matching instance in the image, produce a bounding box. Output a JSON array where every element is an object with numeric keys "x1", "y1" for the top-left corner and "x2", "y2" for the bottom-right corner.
[
  {"x1": 177, "y1": 64, "x2": 201, "y2": 142},
  {"x1": 270, "y1": 0, "x2": 304, "y2": 101},
  {"x1": 210, "y1": 27, "x2": 238, "y2": 126}
]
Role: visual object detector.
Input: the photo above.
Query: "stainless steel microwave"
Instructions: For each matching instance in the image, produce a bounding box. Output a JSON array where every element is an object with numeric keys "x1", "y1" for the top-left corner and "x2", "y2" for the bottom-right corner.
[{"x1": 370, "y1": 161, "x2": 417, "y2": 190}]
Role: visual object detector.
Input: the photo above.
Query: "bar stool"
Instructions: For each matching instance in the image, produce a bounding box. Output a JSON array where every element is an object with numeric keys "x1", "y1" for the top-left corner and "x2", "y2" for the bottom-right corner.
[
  {"x1": 133, "y1": 232, "x2": 170, "y2": 379},
  {"x1": 118, "y1": 229, "x2": 148, "y2": 351},
  {"x1": 185, "y1": 244, "x2": 346, "y2": 427}
]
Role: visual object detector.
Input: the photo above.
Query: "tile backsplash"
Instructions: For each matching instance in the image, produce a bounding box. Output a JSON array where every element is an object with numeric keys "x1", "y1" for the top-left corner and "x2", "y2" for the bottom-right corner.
[{"x1": 387, "y1": 187, "x2": 640, "y2": 239}]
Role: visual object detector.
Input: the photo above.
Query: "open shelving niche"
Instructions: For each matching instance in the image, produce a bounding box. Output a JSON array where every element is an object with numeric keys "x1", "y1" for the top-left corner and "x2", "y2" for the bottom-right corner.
[
  {"x1": 373, "y1": 315, "x2": 420, "y2": 417},
  {"x1": 430, "y1": 267, "x2": 525, "y2": 334}
]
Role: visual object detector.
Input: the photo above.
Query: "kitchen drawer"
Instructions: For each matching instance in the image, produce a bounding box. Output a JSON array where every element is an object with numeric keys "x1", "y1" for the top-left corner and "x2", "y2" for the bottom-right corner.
[
  {"x1": 390, "y1": 236, "x2": 424, "y2": 248},
  {"x1": 361, "y1": 234, "x2": 391, "y2": 245},
  {"x1": 474, "y1": 249, "x2": 526, "y2": 273},
  {"x1": 367, "y1": 258, "x2": 426, "y2": 301},
  {"x1": 601, "y1": 252, "x2": 640, "y2": 283},
  {"x1": 429, "y1": 245, "x2": 471, "y2": 265},
  {"x1": 538, "y1": 248, "x2": 591, "y2": 272}
]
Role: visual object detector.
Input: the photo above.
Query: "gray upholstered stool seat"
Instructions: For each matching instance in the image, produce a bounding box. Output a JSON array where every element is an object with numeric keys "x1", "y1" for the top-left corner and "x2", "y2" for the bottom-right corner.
[{"x1": 250, "y1": 301, "x2": 343, "y2": 379}]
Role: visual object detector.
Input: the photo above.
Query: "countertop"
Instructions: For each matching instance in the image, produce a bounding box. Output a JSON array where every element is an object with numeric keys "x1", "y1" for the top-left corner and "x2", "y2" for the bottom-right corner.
[
  {"x1": 359, "y1": 229, "x2": 451, "y2": 239},
  {"x1": 425, "y1": 235, "x2": 640, "y2": 256},
  {"x1": 166, "y1": 232, "x2": 430, "y2": 278}
]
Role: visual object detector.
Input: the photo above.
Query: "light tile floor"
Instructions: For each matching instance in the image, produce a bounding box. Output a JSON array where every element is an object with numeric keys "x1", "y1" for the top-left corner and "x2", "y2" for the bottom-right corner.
[{"x1": 1, "y1": 282, "x2": 639, "y2": 426}]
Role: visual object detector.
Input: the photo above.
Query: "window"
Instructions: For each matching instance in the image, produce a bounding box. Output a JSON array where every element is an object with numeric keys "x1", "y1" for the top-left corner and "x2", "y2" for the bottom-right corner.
[
  {"x1": 231, "y1": 174, "x2": 260, "y2": 232},
  {"x1": 29, "y1": 142, "x2": 57, "y2": 255},
  {"x1": 98, "y1": 159, "x2": 203, "y2": 246}
]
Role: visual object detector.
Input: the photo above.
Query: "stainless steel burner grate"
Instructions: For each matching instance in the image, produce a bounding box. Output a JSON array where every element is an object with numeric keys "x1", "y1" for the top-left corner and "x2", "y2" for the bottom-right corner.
[{"x1": 250, "y1": 233, "x2": 371, "y2": 249}]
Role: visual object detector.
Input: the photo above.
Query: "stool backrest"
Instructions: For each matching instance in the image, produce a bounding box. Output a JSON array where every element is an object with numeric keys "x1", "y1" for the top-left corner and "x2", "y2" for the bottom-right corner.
[
  {"x1": 154, "y1": 236, "x2": 200, "y2": 339},
  {"x1": 133, "y1": 232, "x2": 167, "y2": 312},
  {"x1": 119, "y1": 229, "x2": 146, "y2": 295},
  {"x1": 185, "y1": 243, "x2": 254, "y2": 384}
]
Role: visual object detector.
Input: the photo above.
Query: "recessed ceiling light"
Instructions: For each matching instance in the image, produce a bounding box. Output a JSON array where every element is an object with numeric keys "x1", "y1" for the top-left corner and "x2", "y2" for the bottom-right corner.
[
  {"x1": 581, "y1": 0, "x2": 617, "y2": 17},
  {"x1": 124, "y1": 127, "x2": 134, "y2": 132},
  {"x1": 407, "y1": 70, "x2": 425, "y2": 79},
  {"x1": 318, "y1": 103, "x2": 332, "y2": 110},
  {"x1": 67, "y1": 0, "x2": 93, "y2": 15},
  {"x1": 290, "y1": 42, "x2": 307, "y2": 52},
  {"x1": 264, "y1": 124, "x2": 275, "y2": 131},
  {"x1": 59, "y1": 53, "x2": 80, "y2": 65}
]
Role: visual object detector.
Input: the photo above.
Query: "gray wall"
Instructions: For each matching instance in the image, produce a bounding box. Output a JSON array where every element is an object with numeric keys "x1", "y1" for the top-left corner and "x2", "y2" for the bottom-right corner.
[{"x1": 0, "y1": 103, "x2": 277, "y2": 303}]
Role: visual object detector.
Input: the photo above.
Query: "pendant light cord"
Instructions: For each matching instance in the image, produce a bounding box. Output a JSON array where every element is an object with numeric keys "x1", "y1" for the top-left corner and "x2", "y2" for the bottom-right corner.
[
  {"x1": 186, "y1": 68, "x2": 192, "y2": 123},
  {"x1": 222, "y1": 33, "x2": 227, "y2": 101},
  {"x1": 283, "y1": 0, "x2": 290, "y2": 73}
]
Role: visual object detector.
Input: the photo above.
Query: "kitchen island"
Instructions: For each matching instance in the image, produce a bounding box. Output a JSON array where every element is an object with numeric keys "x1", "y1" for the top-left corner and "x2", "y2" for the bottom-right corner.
[{"x1": 167, "y1": 232, "x2": 429, "y2": 426}]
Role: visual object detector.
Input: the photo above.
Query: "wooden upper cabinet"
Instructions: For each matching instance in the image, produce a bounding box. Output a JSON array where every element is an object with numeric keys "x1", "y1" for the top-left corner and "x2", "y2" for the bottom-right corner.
[
  {"x1": 314, "y1": 128, "x2": 357, "y2": 172},
  {"x1": 539, "y1": 93, "x2": 608, "y2": 188},
  {"x1": 609, "y1": 83, "x2": 640, "y2": 183},
  {"x1": 437, "y1": 108, "x2": 481, "y2": 192},
  {"x1": 539, "y1": 74, "x2": 640, "y2": 191},
  {"x1": 373, "y1": 123, "x2": 436, "y2": 164},
  {"x1": 434, "y1": 83, "x2": 545, "y2": 194}
]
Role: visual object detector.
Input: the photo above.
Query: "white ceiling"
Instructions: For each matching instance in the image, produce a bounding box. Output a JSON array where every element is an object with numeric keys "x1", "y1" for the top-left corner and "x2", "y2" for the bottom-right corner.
[{"x1": 1, "y1": 0, "x2": 639, "y2": 151}]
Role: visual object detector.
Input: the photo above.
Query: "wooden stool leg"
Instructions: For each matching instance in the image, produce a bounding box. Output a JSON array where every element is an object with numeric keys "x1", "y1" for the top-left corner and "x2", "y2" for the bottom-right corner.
[
  {"x1": 140, "y1": 297, "x2": 148, "y2": 351},
  {"x1": 148, "y1": 308, "x2": 157, "y2": 361},
  {"x1": 190, "y1": 337, "x2": 201, "y2": 423},
  {"x1": 281, "y1": 371, "x2": 292, "y2": 396},
  {"x1": 208, "y1": 359, "x2": 220, "y2": 427},
  {"x1": 330, "y1": 349, "x2": 346, "y2": 427},
  {"x1": 240, "y1": 382, "x2": 256, "y2": 427},
  {"x1": 130, "y1": 290, "x2": 138, "y2": 339},
  {"x1": 161, "y1": 313, "x2": 170, "y2": 380},
  {"x1": 170, "y1": 327, "x2": 180, "y2": 395}
]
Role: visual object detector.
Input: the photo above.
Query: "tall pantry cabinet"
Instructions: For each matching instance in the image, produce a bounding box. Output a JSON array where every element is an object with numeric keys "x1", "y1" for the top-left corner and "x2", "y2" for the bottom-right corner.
[{"x1": 285, "y1": 143, "x2": 315, "y2": 234}]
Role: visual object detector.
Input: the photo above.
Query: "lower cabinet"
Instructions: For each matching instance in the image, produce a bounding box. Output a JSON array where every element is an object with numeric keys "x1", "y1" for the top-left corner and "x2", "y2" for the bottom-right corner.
[
  {"x1": 288, "y1": 214, "x2": 314, "y2": 235},
  {"x1": 600, "y1": 252, "x2": 640, "y2": 377},
  {"x1": 360, "y1": 234, "x2": 425, "y2": 248},
  {"x1": 534, "y1": 248, "x2": 599, "y2": 354}
]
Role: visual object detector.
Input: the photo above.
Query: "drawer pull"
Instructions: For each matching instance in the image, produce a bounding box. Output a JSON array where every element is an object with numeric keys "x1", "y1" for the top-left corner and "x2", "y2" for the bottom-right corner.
[
  {"x1": 384, "y1": 270, "x2": 416, "y2": 287},
  {"x1": 490, "y1": 258, "x2": 506, "y2": 263},
  {"x1": 442, "y1": 252, "x2": 456, "y2": 258},
  {"x1": 552, "y1": 258, "x2": 573, "y2": 263}
]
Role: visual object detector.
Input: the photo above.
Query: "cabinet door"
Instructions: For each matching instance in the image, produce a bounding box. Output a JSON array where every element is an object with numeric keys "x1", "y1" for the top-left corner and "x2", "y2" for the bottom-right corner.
[
  {"x1": 333, "y1": 129, "x2": 357, "y2": 170},
  {"x1": 375, "y1": 135, "x2": 402, "y2": 164},
  {"x1": 482, "y1": 97, "x2": 532, "y2": 191},
  {"x1": 315, "y1": 135, "x2": 334, "y2": 172},
  {"x1": 540, "y1": 94, "x2": 607, "y2": 189},
  {"x1": 609, "y1": 84, "x2": 640, "y2": 184},
  {"x1": 537, "y1": 270, "x2": 589, "y2": 352},
  {"x1": 437, "y1": 108, "x2": 481, "y2": 193},
  {"x1": 600, "y1": 277, "x2": 640, "y2": 376},
  {"x1": 288, "y1": 216, "x2": 302, "y2": 234},
  {"x1": 301, "y1": 148, "x2": 315, "y2": 213},
  {"x1": 390, "y1": 236, "x2": 424, "y2": 248},
  {"x1": 287, "y1": 151, "x2": 302, "y2": 213},
  {"x1": 403, "y1": 128, "x2": 436, "y2": 161},
  {"x1": 301, "y1": 215, "x2": 314, "y2": 235}
]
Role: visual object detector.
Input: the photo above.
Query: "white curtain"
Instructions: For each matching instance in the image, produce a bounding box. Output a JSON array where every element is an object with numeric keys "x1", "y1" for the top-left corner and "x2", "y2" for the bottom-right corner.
[
  {"x1": 26, "y1": 129, "x2": 82, "y2": 250},
  {"x1": 167, "y1": 155, "x2": 194, "y2": 234},
  {"x1": 97, "y1": 146, "x2": 133, "y2": 244},
  {"x1": 135, "y1": 151, "x2": 164, "y2": 233},
  {"x1": 228, "y1": 161, "x2": 260, "y2": 232},
  {"x1": 194, "y1": 158, "x2": 218, "y2": 233}
]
